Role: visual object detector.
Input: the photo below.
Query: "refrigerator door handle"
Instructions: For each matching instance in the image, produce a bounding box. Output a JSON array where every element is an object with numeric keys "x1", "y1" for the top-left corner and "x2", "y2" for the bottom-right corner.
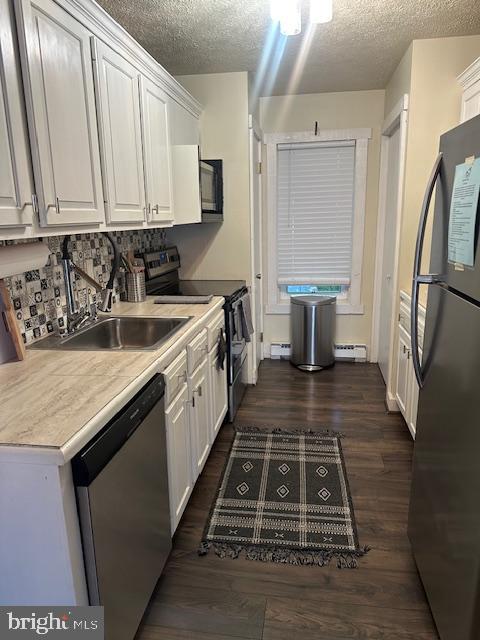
[{"x1": 411, "y1": 152, "x2": 443, "y2": 388}]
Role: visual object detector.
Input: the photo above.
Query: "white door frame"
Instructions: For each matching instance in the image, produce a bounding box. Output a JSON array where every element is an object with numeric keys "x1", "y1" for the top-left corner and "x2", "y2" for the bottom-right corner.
[
  {"x1": 371, "y1": 94, "x2": 409, "y2": 407},
  {"x1": 248, "y1": 113, "x2": 264, "y2": 384}
]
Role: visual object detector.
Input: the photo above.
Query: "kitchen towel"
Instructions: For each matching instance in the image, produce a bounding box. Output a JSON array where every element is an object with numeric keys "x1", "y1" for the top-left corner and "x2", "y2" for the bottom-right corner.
[
  {"x1": 239, "y1": 295, "x2": 254, "y2": 342},
  {"x1": 217, "y1": 328, "x2": 227, "y2": 370}
]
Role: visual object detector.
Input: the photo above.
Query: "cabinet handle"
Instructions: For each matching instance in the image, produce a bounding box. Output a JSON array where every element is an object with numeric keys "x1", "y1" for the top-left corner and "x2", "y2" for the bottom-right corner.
[
  {"x1": 152, "y1": 204, "x2": 159, "y2": 216},
  {"x1": 407, "y1": 350, "x2": 411, "y2": 360},
  {"x1": 55, "y1": 197, "x2": 60, "y2": 214},
  {"x1": 403, "y1": 344, "x2": 407, "y2": 354}
]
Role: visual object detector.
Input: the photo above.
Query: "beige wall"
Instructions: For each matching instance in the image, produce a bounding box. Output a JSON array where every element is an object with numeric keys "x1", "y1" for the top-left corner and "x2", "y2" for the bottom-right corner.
[
  {"x1": 384, "y1": 44, "x2": 412, "y2": 116},
  {"x1": 397, "y1": 36, "x2": 480, "y2": 298},
  {"x1": 384, "y1": 35, "x2": 480, "y2": 402},
  {"x1": 259, "y1": 90, "x2": 385, "y2": 353},
  {"x1": 167, "y1": 72, "x2": 252, "y2": 282}
]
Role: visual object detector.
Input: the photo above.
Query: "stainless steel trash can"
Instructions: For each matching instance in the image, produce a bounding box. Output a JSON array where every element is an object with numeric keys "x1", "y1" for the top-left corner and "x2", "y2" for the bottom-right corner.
[{"x1": 290, "y1": 296, "x2": 335, "y2": 371}]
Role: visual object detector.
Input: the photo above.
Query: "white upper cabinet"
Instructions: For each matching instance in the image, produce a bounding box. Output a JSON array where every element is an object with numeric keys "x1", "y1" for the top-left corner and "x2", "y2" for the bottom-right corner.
[
  {"x1": 140, "y1": 77, "x2": 173, "y2": 224},
  {"x1": 169, "y1": 99, "x2": 201, "y2": 225},
  {"x1": 458, "y1": 57, "x2": 480, "y2": 123},
  {"x1": 92, "y1": 38, "x2": 146, "y2": 224},
  {"x1": 0, "y1": 0, "x2": 34, "y2": 228},
  {"x1": 15, "y1": 0, "x2": 105, "y2": 227}
]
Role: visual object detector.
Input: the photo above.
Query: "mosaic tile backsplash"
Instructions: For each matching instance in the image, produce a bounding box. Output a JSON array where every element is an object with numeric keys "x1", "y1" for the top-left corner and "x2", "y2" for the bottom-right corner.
[{"x1": 0, "y1": 230, "x2": 166, "y2": 345}]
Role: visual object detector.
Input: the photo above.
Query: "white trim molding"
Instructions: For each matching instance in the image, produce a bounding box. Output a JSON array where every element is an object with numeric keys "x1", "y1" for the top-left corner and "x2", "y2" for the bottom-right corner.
[
  {"x1": 457, "y1": 56, "x2": 480, "y2": 90},
  {"x1": 371, "y1": 94, "x2": 409, "y2": 400},
  {"x1": 264, "y1": 128, "x2": 372, "y2": 145},
  {"x1": 248, "y1": 114, "x2": 264, "y2": 385},
  {"x1": 265, "y1": 128, "x2": 371, "y2": 316}
]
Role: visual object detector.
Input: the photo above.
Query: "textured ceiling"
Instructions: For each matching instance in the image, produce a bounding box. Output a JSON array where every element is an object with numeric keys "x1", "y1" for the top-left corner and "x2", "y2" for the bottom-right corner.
[{"x1": 97, "y1": 0, "x2": 480, "y2": 95}]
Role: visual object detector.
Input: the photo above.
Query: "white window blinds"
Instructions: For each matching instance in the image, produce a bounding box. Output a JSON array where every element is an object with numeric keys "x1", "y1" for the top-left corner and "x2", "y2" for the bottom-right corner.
[{"x1": 276, "y1": 141, "x2": 355, "y2": 285}]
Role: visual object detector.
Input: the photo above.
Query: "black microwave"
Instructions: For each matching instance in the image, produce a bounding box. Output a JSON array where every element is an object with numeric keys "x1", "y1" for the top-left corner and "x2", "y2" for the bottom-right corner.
[{"x1": 200, "y1": 159, "x2": 223, "y2": 222}]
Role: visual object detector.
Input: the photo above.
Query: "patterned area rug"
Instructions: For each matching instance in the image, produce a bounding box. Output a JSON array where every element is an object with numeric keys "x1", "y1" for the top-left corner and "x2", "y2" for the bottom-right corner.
[{"x1": 199, "y1": 427, "x2": 369, "y2": 567}]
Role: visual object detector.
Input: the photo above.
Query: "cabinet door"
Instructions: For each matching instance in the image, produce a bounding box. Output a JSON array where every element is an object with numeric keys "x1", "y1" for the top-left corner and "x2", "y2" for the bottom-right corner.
[
  {"x1": 0, "y1": 0, "x2": 34, "y2": 228},
  {"x1": 395, "y1": 325, "x2": 410, "y2": 418},
  {"x1": 461, "y1": 71, "x2": 480, "y2": 123},
  {"x1": 16, "y1": 0, "x2": 104, "y2": 226},
  {"x1": 406, "y1": 346, "x2": 421, "y2": 439},
  {"x1": 209, "y1": 342, "x2": 227, "y2": 440},
  {"x1": 93, "y1": 38, "x2": 145, "y2": 223},
  {"x1": 165, "y1": 385, "x2": 192, "y2": 534},
  {"x1": 169, "y1": 99, "x2": 201, "y2": 225},
  {"x1": 140, "y1": 77, "x2": 173, "y2": 224},
  {"x1": 188, "y1": 357, "x2": 210, "y2": 480}
]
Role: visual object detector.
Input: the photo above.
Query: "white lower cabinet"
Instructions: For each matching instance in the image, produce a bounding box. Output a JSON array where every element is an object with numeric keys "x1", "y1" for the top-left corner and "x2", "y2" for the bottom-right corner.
[
  {"x1": 189, "y1": 356, "x2": 210, "y2": 481},
  {"x1": 209, "y1": 343, "x2": 228, "y2": 439},
  {"x1": 164, "y1": 323, "x2": 227, "y2": 534},
  {"x1": 395, "y1": 322, "x2": 421, "y2": 439},
  {"x1": 165, "y1": 384, "x2": 192, "y2": 535},
  {"x1": 395, "y1": 325, "x2": 410, "y2": 417},
  {"x1": 407, "y1": 360, "x2": 420, "y2": 439}
]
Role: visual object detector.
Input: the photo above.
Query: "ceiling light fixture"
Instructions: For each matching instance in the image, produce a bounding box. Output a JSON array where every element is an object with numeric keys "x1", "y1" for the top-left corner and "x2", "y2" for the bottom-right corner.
[
  {"x1": 270, "y1": 0, "x2": 301, "y2": 36},
  {"x1": 309, "y1": 0, "x2": 333, "y2": 24},
  {"x1": 270, "y1": 0, "x2": 283, "y2": 22}
]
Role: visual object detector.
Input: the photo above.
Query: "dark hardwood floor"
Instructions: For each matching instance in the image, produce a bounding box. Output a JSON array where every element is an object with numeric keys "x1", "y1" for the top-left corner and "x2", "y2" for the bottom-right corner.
[{"x1": 137, "y1": 360, "x2": 439, "y2": 640}]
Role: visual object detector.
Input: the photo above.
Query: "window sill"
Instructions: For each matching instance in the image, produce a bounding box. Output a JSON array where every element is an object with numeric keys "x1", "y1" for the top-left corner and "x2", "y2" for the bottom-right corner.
[{"x1": 266, "y1": 303, "x2": 365, "y2": 315}]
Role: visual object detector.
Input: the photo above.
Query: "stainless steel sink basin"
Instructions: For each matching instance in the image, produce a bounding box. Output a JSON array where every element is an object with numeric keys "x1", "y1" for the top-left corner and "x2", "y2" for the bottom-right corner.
[{"x1": 30, "y1": 316, "x2": 191, "y2": 351}]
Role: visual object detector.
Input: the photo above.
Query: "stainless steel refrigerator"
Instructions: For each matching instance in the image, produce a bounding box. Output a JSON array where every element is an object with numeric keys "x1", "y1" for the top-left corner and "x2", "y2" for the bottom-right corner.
[{"x1": 408, "y1": 114, "x2": 480, "y2": 640}]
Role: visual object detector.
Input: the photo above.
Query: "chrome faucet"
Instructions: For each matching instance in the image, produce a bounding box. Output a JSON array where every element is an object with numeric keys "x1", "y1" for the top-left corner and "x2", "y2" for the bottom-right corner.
[{"x1": 61, "y1": 233, "x2": 120, "y2": 336}]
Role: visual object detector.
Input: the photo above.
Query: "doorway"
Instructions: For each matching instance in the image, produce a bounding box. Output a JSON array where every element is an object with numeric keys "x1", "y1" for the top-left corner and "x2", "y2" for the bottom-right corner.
[
  {"x1": 248, "y1": 115, "x2": 264, "y2": 384},
  {"x1": 372, "y1": 95, "x2": 409, "y2": 396}
]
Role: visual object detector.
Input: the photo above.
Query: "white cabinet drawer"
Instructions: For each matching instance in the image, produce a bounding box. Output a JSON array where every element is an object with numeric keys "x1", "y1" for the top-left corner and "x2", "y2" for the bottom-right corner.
[
  {"x1": 163, "y1": 350, "x2": 187, "y2": 406},
  {"x1": 187, "y1": 329, "x2": 208, "y2": 374},
  {"x1": 206, "y1": 310, "x2": 225, "y2": 352}
]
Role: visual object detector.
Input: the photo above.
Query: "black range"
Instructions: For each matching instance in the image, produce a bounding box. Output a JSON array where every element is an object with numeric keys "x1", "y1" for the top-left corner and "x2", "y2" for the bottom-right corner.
[{"x1": 140, "y1": 247, "x2": 249, "y2": 421}]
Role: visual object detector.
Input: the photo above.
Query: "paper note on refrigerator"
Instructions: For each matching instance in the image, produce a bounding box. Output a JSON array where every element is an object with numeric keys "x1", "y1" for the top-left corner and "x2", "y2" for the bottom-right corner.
[{"x1": 448, "y1": 158, "x2": 480, "y2": 267}]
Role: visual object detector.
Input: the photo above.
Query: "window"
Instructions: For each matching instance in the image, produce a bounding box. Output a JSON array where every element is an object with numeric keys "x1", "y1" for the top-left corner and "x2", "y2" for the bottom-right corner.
[{"x1": 265, "y1": 129, "x2": 371, "y2": 314}]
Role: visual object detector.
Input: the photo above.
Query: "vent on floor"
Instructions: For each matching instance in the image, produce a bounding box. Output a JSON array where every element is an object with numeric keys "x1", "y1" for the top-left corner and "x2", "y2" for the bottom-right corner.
[{"x1": 270, "y1": 343, "x2": 367, "y2": 362}]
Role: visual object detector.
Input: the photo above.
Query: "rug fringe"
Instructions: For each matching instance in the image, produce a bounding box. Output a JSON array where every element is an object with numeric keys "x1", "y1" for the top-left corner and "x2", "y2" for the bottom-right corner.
[
  {"x1": 234, "y1": 425, "x2": 345, "y2": 438},
  {"x1": 199, "y1": 541, "x2": 370, "y2": 568}
]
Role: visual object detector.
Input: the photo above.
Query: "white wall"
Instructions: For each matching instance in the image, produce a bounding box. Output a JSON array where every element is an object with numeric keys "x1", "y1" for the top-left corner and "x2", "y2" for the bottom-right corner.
[
  {"x1": 167, "y1": 72, "x2": 252, "y2": 283},
  {"x1": 259, "y1": 90, "x2": 385, "y2": 355}
]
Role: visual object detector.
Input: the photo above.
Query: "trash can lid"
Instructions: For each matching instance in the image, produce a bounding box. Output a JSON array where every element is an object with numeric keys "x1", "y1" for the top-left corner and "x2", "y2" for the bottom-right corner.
[{"x1": 291, "y1": 295, "x2": 336, "y2": 307}]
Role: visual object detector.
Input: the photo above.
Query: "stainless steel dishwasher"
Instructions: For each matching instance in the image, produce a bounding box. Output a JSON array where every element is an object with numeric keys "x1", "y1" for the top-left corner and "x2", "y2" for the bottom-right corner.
[{"x1": 72, "y1": 374, "x2": 171, "y2": 640}]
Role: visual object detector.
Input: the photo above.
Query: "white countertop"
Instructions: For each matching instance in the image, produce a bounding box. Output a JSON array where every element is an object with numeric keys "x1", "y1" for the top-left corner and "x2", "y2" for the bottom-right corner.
[{"x1": 0, "y1": 296, "x2": 224, "y2": 464}]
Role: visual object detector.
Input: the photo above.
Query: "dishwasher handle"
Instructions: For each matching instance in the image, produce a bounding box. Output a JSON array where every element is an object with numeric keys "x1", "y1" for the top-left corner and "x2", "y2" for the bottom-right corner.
[{"x1": 72, "y1": 374, "x2": 165, "y2": 486}]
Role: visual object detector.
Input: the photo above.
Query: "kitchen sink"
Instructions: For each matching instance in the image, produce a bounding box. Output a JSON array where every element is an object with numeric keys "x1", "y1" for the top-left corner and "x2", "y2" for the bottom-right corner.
[{"x1": 29, "y1": 316, "x2": 191, "y2": 351}]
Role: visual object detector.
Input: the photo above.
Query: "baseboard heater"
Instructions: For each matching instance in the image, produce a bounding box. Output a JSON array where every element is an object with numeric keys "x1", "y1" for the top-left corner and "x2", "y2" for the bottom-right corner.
[{"x1": 270, "y1": 342, "x2": 367, "y2": 362}]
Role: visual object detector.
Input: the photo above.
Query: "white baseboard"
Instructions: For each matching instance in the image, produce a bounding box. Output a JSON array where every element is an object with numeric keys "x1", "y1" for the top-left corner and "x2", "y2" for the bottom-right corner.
[
  {"x1": 268, "y1": 342, "x2": 368, "y2": 363},
  {"x1": 386, "y1": 391, "x2": 399, "y2": 412}
]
